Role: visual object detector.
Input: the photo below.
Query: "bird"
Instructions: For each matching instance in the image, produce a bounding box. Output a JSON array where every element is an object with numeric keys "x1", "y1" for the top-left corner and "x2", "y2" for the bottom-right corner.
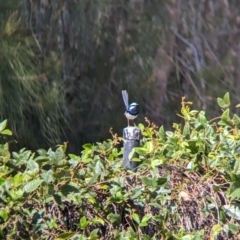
[{"x1": 122, "y1": 90, "x2": 139, "y2": 126}]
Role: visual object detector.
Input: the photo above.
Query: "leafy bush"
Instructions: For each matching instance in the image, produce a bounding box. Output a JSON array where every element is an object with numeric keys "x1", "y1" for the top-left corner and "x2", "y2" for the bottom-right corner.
[{"x1": 1, "y1": 93, "x2": 240, "y2": 239}]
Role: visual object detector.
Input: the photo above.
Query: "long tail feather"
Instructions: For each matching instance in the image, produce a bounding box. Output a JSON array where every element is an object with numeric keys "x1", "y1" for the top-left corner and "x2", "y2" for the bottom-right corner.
[{"x1": 122, "y1": 90, "x2": 129, "y2": 109}]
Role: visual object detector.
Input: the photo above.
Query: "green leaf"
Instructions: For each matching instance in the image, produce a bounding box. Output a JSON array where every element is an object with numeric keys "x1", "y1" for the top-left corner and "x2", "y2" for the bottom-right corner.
[
  {"x1": 131, "y1": 187, "x2": 144, "y2": 199},
  {"x1": 0, "y1": 208, "x2": 9, "y2": 221},
  {"x1": 217, "y1": 92, "x2": 230, "y2": 108},
  {"x1": 0, "y1": 120, "x2": 7, "y2": 132},
  {"x1": 53, "y1": 194, "x2": 63, "y2": 206},
  {"x1": 55, "y1": 147, "x2": 65, "y2": 161},
  {"x1": 141, "y1": 214, "x2": 152, "y2": 223},
  {"x1": 68, "y1": 154, "x2": 79, "y2": 160},
  {"x1": 0, "y1": 178, "x2": 5, "y2": 186},
  {"x1": 41, "y1": 170, "x2": 54, "y2": 183},
  {"x1": 138, "y1": 123, "x2": 144, "y2": 131},
  {"x1": 27, "y1": 160, "x2": 39, "y2": 172},
  {"x1": 141, "y1": 235, "x2": 151, "y2": 240},
  {"x1": 55, "y1": 232, "x2": 76, "y2": 240},
  {"x1": 132, "y1": 213, "x2": 140, "y2": 224},
  {"x1": 82, "y1": 143, "x2": 93, "y2": 150},
  {"x1": 183, "y1": 123, "x2": 190, "y2": 137},
  {"x1": 134, "y1": 147, "x2": 148, "y2": 155},
  {"x1": 141, "y1": 176, "x2": 154, "y2": 187},
  {"x1": 95, "y1": 160, "x2": 104, "y2": 174},
  {"x1": 87, "y1": 173, "x2": 100, "y2": 185},
  {"x1": 210, "y1": 224, "x2": 222, "y2": 237},
  {"x1": 23, "y1": 179, "x2": 44, "y2": 193},
  {"x1": 91, "y1": 217, "x2": 104, "y2": 225},
  {"x1": 181, "y1": 234, "x2": 193, "y2": 240},
  {"x1": 1, "y1": 129, "x2": 12, "y2": 135},
  {"x1": 15, "y1": 150, "x2": 32, "y2": 165},
  {"x1": 37, "y1": 149, "x2": 47, "y2": 156},
  {"x1": 60, "y1": 183, "x2": 80, "y2": 196},
  {"x1": 89, "y1": 229, "x2": 99, "y2": 240},
  {"x1": 157, "y1": 177, "x2": 167, "y2": 186},
  {"x1": 221, "y1": 109, "x2": 230, "y2": 123},
  {"x1": 233, "y1": 114, "x2": 240, "y2": 127},
  {"x1": 236, "y1": 103, "x2": 240, "y2": 108},
  {"x1": 80, "y1": 216, "x2": 89, "y2": 230},
  {"x1": 223, "y1": 92, "x2": 230, "y2": 106},
  {"x1": 228, "y1": 223, "x2": 239, "y2": 234},
  {"x1": 158, "y1": 126, "x2": 165, "y2": 139},
  {"x1": 107, "y1": 213, "x2": 121, "y2": 224},
  {"x1": 145, "y1": 141, "x2": 153, "y2": 153},
  {"x1": 13, "y1": 173, "x2": 23, "y2": 186},
  {"x1": 223, "y1": 205, "x2": 240, "y2": 220},
  {"x1": 234, "y1": 160, "x2": 240, "y2": 175},
  {"x1": 140, "y1": 214, "x2": 152, "y2": 227},
  {"x1": 229, "y1": 188, "x2": 240, "y2": 199}
]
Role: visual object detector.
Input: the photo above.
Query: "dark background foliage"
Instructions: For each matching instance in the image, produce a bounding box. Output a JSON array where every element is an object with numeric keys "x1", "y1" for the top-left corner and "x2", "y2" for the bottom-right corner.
[{"x1": 1, "y1": 0, "x2": 240, "y2": 152}]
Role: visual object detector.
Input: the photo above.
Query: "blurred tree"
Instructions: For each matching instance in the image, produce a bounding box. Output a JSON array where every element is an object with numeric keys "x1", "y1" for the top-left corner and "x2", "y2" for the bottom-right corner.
[
  {"x1": 1, "y1": 0, "x2": 240, "y2": 152},
  {"x1": 0, "y1": 1, "x2": 64, "y2": 150}
]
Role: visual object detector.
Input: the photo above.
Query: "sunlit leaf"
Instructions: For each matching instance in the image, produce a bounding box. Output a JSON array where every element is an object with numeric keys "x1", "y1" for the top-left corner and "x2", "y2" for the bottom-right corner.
[
  {"x1": 223, "y1": 205, "x2": 240, "y2": 220},
  {"x1": 1, "y1": 129, "x2": 12, "y2": 135},
  {"x1": 41, "y1": 170, "x2": 54, "y2": 183},
  {"x1": 132, "y1": 213, "x2": 140, "y2": 224},
  {"x1": 210, "y1": 224, "x2": 222, "y2": 237},
  {"x1": 23, "y1": 179, "x2": 44, "y2": 193},
  {"x1": 0, "y1": 120, "x2": 7, "y2": 133},
  {"x1": 55, "y1": 232, "x2": 76, "y2": 240},
  {"x1": 0, "y1": 208, "x2": 9, "y2": 221},
  {"x1": 80, "y1": 216, "x2": 89, "y2": 229}
]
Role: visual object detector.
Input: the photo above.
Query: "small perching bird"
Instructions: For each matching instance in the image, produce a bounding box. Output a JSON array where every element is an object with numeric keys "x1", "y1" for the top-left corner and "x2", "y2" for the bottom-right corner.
[{"x1": 122, "y1": 90, "x2": 139, "y2": 126}]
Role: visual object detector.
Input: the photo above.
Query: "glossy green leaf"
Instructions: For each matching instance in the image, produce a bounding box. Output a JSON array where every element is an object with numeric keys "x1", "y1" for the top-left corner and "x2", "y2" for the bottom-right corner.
[
  {"x1": 0, "y1": 120, "x2": 7, "y2": 133},
  {"x1": 23, "y1": 179, "x2": 44, "y2": 193}
]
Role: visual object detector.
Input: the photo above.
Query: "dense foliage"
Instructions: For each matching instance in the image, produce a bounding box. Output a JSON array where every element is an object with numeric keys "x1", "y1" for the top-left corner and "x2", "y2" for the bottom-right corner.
[{"x1": 1, "y1": 93, "x2": 240, "y2": 239}]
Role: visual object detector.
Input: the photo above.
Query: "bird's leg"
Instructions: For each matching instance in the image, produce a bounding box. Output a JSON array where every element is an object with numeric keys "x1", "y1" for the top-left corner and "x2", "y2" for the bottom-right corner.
[
  {"x1": 133, "y1": 120, "x2": 136, "y2": 126},
  {"x1": 128, "y1": 119, "x2": 130, "y2": 127}
]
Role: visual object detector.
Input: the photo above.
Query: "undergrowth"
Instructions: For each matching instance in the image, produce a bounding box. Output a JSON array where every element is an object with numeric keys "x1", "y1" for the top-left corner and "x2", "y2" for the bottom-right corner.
[{"x1": 1, "y1": 93, "x2": 240, "y2": 239}]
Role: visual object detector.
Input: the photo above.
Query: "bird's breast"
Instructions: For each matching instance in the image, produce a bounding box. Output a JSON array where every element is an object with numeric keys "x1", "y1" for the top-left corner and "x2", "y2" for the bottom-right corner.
[{"x1": 125, "y1": 112, "x2": 138, "y2": 120}]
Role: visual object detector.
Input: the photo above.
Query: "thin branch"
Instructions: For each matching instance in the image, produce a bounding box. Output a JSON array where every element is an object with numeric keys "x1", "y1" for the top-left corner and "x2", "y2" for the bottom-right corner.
[
  {"x1": 170, "y1": 27, "x2": 201, "y2": 72},
  {"x1": 185, "y1": 72, "x2": 204, "y2": 103},
  {"x1": 172, "y1": 55, "x2": 195, "y2": 73},
  {"x1": 29, "y1": 0, "x2": 43, "y2": 55}
]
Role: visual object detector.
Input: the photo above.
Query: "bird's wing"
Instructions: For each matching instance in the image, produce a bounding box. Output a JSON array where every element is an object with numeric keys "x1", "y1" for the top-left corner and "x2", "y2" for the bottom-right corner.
[{"x1": 122, "y1": 90, "x2": 129, "y2": 109}]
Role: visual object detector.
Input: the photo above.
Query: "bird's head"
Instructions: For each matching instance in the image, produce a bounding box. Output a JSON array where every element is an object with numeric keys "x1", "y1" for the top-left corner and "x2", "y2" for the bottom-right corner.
[{"x1": 127, "y1": 102, "x2": 139, "y2": 116}]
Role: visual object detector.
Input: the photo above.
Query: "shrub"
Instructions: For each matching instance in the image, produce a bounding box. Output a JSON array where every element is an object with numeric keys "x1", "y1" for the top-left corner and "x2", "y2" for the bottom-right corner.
[{"x1": 1, "y1": 93, "x2": 240, "y2": 239}]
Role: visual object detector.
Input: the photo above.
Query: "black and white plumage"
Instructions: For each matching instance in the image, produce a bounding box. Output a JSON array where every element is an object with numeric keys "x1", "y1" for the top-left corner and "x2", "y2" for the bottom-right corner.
[{"x1": 122, "y1": 90, "x2": 139, "y2": 126}]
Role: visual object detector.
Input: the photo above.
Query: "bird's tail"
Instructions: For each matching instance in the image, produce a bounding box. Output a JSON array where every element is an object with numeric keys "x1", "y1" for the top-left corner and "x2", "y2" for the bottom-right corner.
[{"x1": 122, "y1": 90, "x2": 129, "y2": 109}]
